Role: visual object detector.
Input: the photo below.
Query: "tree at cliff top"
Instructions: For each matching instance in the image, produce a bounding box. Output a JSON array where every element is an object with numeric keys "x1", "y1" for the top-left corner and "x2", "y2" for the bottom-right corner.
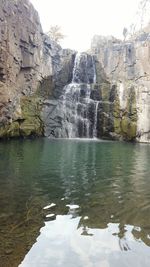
[
  {"x1": 128, "y1": 0, "x2": 150, "y2": 37},
  {"x1": 47, "y1": 25, "x2": 65, "y2": 43}
]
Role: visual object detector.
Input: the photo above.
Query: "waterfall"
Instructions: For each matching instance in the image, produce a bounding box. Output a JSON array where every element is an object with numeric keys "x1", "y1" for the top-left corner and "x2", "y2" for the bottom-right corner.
[
  {"x1": 72, "y1": 52, "x2": 81, "y2": 83},
  {"x1": 92, "y1": 55, "x2": 97, "y2": 84},
  {"x1": 60, "y1": 52, "x2": 99, "y2": 139},
  {"x1": 93, "y1": 101, "x2": 99, "y2": 138}
]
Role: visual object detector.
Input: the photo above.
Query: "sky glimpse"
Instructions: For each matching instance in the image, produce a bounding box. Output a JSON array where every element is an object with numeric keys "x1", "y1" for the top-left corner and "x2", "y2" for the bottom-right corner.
[{"x1": 31, "y1": 0, "x2": 142, "y2": 51}]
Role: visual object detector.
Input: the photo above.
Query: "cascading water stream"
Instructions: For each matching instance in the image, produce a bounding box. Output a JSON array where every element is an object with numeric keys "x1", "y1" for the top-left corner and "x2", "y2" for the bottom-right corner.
[
  {"x1": 60, "y1": 52, "x2": 100, "y2": 139},
  {"x1": 92, "y1": 55, "x2": 97, "y2": 84},
  {"x1": 93, "y1": 101, "x2": 99, "y2": 138},
  {"x1": 72, "y1": 52, "x2": 81, "y2": 83}
]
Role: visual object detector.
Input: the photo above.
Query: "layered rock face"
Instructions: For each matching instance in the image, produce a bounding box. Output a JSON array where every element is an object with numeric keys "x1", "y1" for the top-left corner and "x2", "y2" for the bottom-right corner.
[
  {"x1": 91, "y1": 33, "x2": 150, "y2": 142},
  {"x1": 0, "y1": 0, "x2": 60, "y2": 138}
]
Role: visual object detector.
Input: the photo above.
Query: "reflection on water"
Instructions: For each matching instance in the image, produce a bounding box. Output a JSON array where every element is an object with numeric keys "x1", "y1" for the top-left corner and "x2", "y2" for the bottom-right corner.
[
  {"x1": 0, "y1": 139, "x2": 150, "y2": 266},
  {"x1": 20, "y1": 216, "x2": 150, "y2": 267}
]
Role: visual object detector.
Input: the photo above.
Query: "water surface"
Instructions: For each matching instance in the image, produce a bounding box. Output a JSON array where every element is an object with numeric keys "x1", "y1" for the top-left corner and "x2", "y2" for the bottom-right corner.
[{"x1": 0, "y1": 138, "x2": 150, "y2": 267}]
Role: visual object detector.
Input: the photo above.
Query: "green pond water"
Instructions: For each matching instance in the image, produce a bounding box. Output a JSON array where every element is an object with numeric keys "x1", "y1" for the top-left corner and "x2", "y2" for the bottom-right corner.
[{"x1": 0, "y1": 138, "x2": 150, "y2": 267}]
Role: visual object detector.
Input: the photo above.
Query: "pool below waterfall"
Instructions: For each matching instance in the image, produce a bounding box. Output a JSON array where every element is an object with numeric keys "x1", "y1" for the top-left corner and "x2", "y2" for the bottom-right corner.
[{"x1": 0, "y1": 138, "x2": 150, "y2": 267}]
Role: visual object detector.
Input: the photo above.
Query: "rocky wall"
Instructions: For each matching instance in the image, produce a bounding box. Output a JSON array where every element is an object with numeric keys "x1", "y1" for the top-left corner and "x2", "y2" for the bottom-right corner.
[
  {"x1": 91, "y1": 32, "x2": 150, "y2": 142},
  {"x1": 0, "y1": 0, "x2": 59, "y2": 138}
]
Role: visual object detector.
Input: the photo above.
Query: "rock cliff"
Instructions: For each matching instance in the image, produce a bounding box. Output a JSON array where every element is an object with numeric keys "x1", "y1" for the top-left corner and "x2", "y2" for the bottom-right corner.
[
  {"x1": 91, "y1": 32, "x2": 150, "y2": 142},
  {"x1": 0, "y1": 0, "x2": 65, "y2": 138}
]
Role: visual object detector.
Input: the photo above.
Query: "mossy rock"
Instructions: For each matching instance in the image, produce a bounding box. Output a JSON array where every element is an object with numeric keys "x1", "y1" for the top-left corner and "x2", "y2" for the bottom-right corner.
[
  {"x1": 114, "y1": 118, "x2": 121, "y2": 134},
  {"x1": 121, "y1": 117, "x2": 136, "y2": 140},
  {"x1": 0, "y1": 122, "x2": 20, "y2": 138},
  {"x1": 112, "y1": 84, "x2": 137, "y2": 141},
  {"x1": 19, "y1": 96, "x2": 44, "y2": 137},
  {"x1": 127, "y1": 87, "x2": 137, "y2": 120},
  {"x1": 113, "y1": 99, "x2": 121, "y2": 118},
  {"x1": 19, "y1": 119, "x2": 43, "y2": 136},
  {"x1": 102, "y1": 102, "x2": 111, "y2": 113},
  {"x1": 0, "y1": 96, "x2": 44, "y2": 139},
  {"x1": 100, "y1": 82, "x2": 111, "y2": 101}
]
